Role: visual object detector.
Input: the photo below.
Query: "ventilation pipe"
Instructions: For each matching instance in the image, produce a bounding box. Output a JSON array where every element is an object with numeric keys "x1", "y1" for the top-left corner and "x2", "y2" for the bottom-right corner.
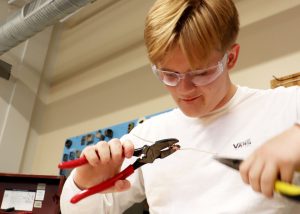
[{"x1": 0, "y1": 0, "x2": 95, "y2": 55}]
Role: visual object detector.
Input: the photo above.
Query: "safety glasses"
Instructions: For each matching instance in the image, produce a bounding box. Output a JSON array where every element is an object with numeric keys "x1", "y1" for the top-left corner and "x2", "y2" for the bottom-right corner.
[{"x1": 152, "y1": 53, "x2": 228, "y2": 87}]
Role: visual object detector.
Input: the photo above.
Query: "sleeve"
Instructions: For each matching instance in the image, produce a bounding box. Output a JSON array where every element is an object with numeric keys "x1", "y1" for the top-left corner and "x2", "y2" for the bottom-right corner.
[
  {"x1": 60, "y1": 170, "x2": 106, "y2": 214},
  {"x1": 60, "y1": 133, "x2": 147, "y2": 214}
]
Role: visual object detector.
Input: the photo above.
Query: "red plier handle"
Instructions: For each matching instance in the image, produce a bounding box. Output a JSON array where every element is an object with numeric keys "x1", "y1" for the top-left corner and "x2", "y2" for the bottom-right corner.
[
  {"x1": 70, "y1": 165, "x2": 134, "y2": 203},
  {"x1": 58, "y1": 156, "x2": 88, "y2": 169},
  {"x1": 58, "y1": 156, "x2": 134, "y2": 203}
]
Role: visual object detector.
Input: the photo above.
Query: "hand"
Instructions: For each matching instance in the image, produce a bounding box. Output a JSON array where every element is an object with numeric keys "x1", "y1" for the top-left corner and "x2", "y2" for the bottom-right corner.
[
  {"x1": 239, "y1": 124, "x2": 300, "y2": 198},
  {"x1": 73, "y1": 138, "x2": 134, "y2": 193}
]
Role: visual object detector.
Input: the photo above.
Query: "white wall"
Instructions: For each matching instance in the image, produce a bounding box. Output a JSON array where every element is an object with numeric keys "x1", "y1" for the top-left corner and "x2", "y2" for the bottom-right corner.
[
  {"x1": 0, "y1": 3, "x2": 53, "y2": 173},
  {"x1": 232, "y1": 0, "x2": 300, "y2": 88}
]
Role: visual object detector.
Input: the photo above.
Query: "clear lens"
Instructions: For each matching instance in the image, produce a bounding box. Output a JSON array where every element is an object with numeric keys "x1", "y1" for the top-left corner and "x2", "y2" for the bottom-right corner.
[
  {"x1": 159, "y1": 70, "x2": 179, "y2": 86},
  {"x1": 152, "y1": 53, "x2": 227, "y2": 87},
  {"x1": 191, "y1": 64, "x2": 223, "y2": 86}
]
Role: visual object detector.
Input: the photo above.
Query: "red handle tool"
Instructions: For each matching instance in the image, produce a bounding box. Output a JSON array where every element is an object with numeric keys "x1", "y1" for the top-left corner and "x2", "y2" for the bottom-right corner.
[
  {"x1": 58, "y1": 156, "x2": 88, "y2": 169},
  {"x1": 59, "y1": 157, "x2": 134, "y2": 203},
  {"x1": 70, "y1": 165, "x2": 134, "y2": 203}
]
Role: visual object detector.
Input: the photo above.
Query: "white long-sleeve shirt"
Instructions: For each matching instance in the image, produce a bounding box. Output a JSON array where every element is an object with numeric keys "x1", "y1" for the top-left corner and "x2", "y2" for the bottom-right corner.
[{"x1": 60, "y1": 86, "x2": 300, "y2": 213}]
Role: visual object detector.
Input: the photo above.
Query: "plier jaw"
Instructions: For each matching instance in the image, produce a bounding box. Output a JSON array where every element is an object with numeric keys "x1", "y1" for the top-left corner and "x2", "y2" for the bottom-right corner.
[
  {"x1": 213, "y1": 156, "x2": 242, "y2": 170},
  {"x1": 132, "y1": 138, "x2": 180, "y2": 168}
]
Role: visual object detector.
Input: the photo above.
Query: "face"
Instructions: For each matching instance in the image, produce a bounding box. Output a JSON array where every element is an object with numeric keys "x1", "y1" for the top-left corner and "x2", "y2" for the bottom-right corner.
[{"x1": 158, "y1": 46, "x2": 236, "y2": 118}]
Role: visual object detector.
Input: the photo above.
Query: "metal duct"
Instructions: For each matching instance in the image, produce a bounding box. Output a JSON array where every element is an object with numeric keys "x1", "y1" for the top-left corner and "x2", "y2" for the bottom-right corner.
[{"x1": 0, "y1": 0, "x2": 95, "y2": 55}]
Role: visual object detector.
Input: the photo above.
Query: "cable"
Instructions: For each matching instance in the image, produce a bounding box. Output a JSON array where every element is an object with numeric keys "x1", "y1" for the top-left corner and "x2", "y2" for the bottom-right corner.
[{"x1": 179, "y1": 148, "x2": 218, "y2": 155}]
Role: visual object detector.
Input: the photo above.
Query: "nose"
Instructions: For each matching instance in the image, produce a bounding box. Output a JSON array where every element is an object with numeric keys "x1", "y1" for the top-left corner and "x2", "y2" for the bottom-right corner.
[{"x1": 176, "y1": 75, "x2": 196, "y2": 92}]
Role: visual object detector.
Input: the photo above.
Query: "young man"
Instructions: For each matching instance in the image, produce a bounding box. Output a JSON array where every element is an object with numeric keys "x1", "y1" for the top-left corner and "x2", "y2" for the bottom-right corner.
[{"x1": 60, "y1": 0, "x2": 300, "y2": 213}]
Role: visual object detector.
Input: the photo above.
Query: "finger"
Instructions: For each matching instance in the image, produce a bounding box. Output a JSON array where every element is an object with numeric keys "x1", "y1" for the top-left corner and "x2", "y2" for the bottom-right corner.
[
  {"x1": 248, "y1": 158, "x2": 265, "y2": 193},
  {"x1": 100, "y1": 180, "x2": 131, "y2": 193},
  {"x1": 114, "y1": 180, "x2": 131, "y2": 192},
  {"x1": 83, "y1": 145, "x2": 100, "y2": 167},
  {"x1": 96, "y1": 141, "x2": 111, "y2": 164},
  {"x1": 260, "y1": 162, "x2": 278, "y2": 198},
  {"x1": 109, "y1": 139, "x2": 123, "y2": 163},
  {"x1": 279, "y1": 163, "x2": 294, "y2": 183},
  {"x1": 240, "y1": 154, "x2": 255, "y2": 184},
  {"x1": 122, "y1": 141, "x2": 134, "y2": 158}
]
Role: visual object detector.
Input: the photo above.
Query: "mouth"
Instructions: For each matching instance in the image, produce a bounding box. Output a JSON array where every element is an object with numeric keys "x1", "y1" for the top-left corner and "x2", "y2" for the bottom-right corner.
[{"x1": 181, "y1": 96, "x2": 200, "y2": 102}]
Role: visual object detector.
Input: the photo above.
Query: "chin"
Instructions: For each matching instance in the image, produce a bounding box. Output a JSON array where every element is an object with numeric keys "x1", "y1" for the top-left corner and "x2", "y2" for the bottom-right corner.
[
  {"x1": 175, "y1": 96, "x2": 210, "y2": 118},
  {"x1": 179, "y1": 107, "x2": 208, "y2": 118}
]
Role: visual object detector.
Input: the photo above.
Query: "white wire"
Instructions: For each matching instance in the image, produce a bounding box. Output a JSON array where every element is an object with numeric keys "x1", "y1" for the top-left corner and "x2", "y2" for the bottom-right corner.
[
  {"x1": 131, "y1": 133, "x2": 217, "y2": 155},
  {"x1": 131, "y1": 133, "x2": 154, "y2": 144},
  {"x1": 179, "y1": 148, "x2": 218, "y2": 155}
]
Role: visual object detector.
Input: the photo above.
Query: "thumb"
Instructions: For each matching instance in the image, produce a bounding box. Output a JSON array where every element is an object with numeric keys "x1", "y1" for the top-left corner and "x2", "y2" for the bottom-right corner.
[{"x1": 106, "y1": 180, "x2": 131, "y2": 193}]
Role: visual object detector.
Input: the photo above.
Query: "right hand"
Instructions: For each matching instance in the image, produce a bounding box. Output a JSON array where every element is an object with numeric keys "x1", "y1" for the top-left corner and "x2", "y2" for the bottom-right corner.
[{"x1": 73, "y1": 138, "x2": 134, "y2": 193}]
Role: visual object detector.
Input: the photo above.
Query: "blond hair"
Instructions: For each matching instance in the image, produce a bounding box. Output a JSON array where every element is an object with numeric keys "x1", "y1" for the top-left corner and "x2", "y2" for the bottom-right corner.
[{"x1": 144, "y1": 0, "x2": 239, "y2": 68}]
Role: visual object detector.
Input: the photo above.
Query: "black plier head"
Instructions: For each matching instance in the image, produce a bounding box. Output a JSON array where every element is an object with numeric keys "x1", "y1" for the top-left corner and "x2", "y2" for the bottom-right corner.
[{"x1": 134, "y1": 138, "x2": 180, "y2": 165}]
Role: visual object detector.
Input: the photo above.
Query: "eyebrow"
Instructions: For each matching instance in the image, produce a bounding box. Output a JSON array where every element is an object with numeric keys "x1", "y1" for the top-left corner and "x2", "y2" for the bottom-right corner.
[
  {"x1": 158, "y1": 62, "x2": 220, "y2": 73},
  {"x1": 158, "y1": 67, "x2": 187, "y2": 73}
]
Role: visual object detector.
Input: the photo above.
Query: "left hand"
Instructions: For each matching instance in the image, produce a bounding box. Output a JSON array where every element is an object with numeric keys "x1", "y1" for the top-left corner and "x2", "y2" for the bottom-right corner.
[{"x1": 239, "y1": 124, "x2": 300, "y2": 198}]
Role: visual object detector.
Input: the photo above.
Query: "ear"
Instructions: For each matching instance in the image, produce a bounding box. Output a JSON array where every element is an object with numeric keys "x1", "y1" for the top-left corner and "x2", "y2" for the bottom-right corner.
[{"x1": 226, "y1": 43, "x2": 240, "y2": 70}]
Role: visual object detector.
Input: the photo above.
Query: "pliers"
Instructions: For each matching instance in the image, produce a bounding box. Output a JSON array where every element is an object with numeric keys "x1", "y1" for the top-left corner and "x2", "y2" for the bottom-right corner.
[
  {"x1": 214, "y1": 156, "x2": 300, "y2": 202},
  {"x1": 58, "y1": 138, "x2": 180, "y2": 203}
]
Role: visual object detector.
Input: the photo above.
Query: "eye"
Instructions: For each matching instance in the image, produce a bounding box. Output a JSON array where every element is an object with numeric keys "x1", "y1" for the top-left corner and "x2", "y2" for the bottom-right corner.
[
  {"x1": 162, "y1": 71, "x2": 178, "y2": 80},
  {"x1": 194, "y1": 69, "x2": 215, "y2": 77},
  {"x1": 191, "y1": 67, "x2": 219, "y2": 82},
  {"x1": 165, "y1": 72, "x2": 177, "y2": 77},
  {"x1": 196, "y1": 71, "x2": 209, "y2": 77}
]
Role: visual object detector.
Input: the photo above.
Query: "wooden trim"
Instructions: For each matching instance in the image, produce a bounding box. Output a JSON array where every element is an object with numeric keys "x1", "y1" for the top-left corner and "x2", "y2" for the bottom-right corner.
[{"x1": 271, "y1": 72, "x2": 300, "y2": 88}]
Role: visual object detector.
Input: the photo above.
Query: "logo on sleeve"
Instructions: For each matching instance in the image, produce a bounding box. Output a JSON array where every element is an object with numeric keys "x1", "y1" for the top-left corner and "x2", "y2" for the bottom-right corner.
[{"x1": 233, "y1": 138, "x2": 251, "y2": 149}]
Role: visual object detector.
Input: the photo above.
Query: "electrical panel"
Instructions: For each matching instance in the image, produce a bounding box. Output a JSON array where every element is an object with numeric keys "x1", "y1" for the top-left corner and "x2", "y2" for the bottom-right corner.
[{"x1": 59, "y1": 109, "x2": 172, "y2": 176}]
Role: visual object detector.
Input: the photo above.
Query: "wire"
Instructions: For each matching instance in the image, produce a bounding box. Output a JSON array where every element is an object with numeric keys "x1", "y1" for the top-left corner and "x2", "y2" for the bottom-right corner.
[
  {"x1": 179, "y1": 148, "x2": 218, "y2": 155},
  {"x1": 131, "y1": 133, "x2": 154, "y2": 144},
  {"x1": 131, "y1": 133, "x2": 217, "y2": 155}
]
